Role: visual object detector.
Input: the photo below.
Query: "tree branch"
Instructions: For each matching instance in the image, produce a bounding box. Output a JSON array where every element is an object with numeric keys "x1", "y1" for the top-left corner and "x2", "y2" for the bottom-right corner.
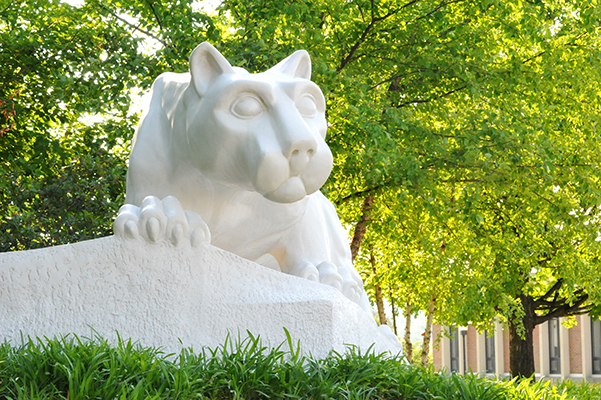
[
  {"x1": 396, "y1": 85, "x2": 467, "y2": 108},
  {"x1": 144, "y1": 0, "x2": 164, "y2": 30},
  {"x1": 337, "y1": 0, "x2": 420, "y2": 72},
  {"x1": 353, "y1": 0, "x2": 367, "y2": 23},
  {"x1": 535, "y1": 292, "x2": 592, "y2": 325},
  {"x1": 1, "y1": 0, "x2": 16, "y2": 14},
  {"x1": 336, "y1": 185, "x2": 384, "y2": 205},
  {"x1": 97, "y1": 4, "x2": 183, "y2": 59},
  {"x1": 337, "y1": 19, "x2": 375, "y2": 72},
  {"x1": 522, "y1": 51, "x2": 545, "y2": 65},
  {"x1": 531, "y1": 190, "x2": 566, "y2": 213},
  {"x1": 440, "y1": 178, "x2": 485, "y2": 183},
  {"x1": 534, "y1": 278, "x2": 564, "y2": 306}
]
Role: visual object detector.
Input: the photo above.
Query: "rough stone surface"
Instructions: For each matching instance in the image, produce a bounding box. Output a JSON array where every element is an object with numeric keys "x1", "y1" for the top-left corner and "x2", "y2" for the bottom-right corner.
[{"x1": 0, "y1": 236, "x2": 401, "y2": 358}]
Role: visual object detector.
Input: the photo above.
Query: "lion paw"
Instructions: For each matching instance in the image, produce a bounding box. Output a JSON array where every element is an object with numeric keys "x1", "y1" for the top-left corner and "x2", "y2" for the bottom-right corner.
[
  {"x1": 289, "y1": 260, "x2": 361, "y2": 304},
  {"x1": 114, "y1": 195, "x2": 211, "y2": 246},
  {"x1": 336, "y1": 265, "x2": 362, "y2": 304},
  {"x1": 289, "y1": 261, "x2": 320, "y2": 282},
  {"x1": 316, "y1": 261, "x2": 343, "y2": 291}
]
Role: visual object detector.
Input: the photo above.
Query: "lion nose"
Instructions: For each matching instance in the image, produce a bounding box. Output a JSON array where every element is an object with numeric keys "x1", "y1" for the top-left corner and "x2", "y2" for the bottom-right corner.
[{"x1": 288, "y1": 139, "x2": 317, "y2": 176}]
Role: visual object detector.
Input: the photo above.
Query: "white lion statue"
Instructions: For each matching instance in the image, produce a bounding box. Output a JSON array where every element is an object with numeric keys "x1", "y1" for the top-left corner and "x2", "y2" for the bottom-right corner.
[{"x1": 114, "y1": 42, "x2": 371, "y2": 314}]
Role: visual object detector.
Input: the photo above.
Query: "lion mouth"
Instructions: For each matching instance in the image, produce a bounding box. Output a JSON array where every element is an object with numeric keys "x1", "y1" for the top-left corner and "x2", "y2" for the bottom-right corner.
[
  {"x1": 264, "y1": 176, "x2": 307, "y2": 203},
  {"x1": 254, "y1": 148, "x2": 332, "y2": 204}
]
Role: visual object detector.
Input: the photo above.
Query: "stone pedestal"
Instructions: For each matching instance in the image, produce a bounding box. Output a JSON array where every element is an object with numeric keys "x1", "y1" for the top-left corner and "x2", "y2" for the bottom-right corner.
[{"x1": 0, "y1": 236, "x2": 401, "y2": 358}]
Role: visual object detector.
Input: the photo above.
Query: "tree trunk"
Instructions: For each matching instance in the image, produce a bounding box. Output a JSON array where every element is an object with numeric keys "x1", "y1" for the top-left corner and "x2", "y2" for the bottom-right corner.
[
  {"x1": 421, "y1": 290, "x2": 437, "y2": 366},
  {"x1": 508, "y1": 295, "x2": 537, "y2": 380},
  {"x1": 350, "y1": 195, "x2": 374, "y2": 261},
  {"x1": 390, "y1": 287, "x2": 397, "y2": 335},
  {"x1": 404, "y1": 299, "x2": 413, "y2": 363},
  {"x1": 370, "y1": 250, "x2": 387, "y2": 325}
]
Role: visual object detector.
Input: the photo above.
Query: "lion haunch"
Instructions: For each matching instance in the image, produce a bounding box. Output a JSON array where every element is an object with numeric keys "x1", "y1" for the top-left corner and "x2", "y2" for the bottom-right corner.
[{"x1": 114, "y1": 42, "x2": 370, "y2": 313}]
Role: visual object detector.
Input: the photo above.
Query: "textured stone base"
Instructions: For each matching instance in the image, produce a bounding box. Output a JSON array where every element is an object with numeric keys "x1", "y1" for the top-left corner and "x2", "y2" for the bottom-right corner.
[{"x1": 0, "y1": 236, "x2": 401, "y2": 358}]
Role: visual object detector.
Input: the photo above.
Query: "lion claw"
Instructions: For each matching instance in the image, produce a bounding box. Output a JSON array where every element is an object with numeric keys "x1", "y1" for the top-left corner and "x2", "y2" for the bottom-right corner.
[
  {"x1": 317, "y1": 261, "x2": 343, "y2": 290},
  {"x1": 146, "y1": 217, "x2": 161, "y2": 242},
  {"x1": 114, "y1": 195, "x2": 210, "y2": 246},
  {"x1": 123, "y1": 220, "x2": 138, "y2": 240},
  {"x1": 171, "y1": 224, "x2": 185, "y2": 245},
  {"x1": 290, "y1": 260, "x2": 361, "y2": 304},
  {"x1": 290, "y1": 261, "x2": 319, "y2": 281}
]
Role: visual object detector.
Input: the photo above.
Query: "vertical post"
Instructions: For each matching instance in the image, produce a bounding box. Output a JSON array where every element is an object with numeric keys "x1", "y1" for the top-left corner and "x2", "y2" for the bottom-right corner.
[
  {"x1": 441, "y1": 326, "x2": 451, "y2": 372},
  {"x1": 494, "y1": 320, "x2": 505, "y2": 377},
  {"x1": 581, "y1": 314, "x2": 592, "y2": 382},
  {"x1": 559, "y1": 317, "x2": 570, "y2": 380},
  {"x1": 458, "y1": 327, "x2": 466, "y2": 375},
  {"x1": 539, "y1": 320, "x2": 550, "y2": 379},
  {"x1": 476, "y1": 329, "x2": 486, "y2": 376}
]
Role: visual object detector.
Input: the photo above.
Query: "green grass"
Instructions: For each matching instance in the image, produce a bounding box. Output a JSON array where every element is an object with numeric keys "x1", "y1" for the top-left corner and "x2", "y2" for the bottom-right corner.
[{"x1": 0, "y1": 332, "x2": 599, "y2": 399}]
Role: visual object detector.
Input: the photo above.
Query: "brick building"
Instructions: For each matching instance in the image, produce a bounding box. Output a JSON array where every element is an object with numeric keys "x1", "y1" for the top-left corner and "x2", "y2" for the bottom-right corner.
[{"x1": 432, "y1": 315, "x2": 601, "y2": 382}]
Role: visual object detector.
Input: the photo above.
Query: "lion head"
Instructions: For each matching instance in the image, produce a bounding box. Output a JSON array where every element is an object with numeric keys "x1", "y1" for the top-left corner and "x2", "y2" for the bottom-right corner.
[{"x1": 181, "y1": 43, "x2": 333, "y2": 204}]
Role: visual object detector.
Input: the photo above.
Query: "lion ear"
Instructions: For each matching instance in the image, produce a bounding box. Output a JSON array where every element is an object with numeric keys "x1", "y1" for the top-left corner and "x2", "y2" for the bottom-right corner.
[
  {"x1": 268, "y1": 50, "x2": 311, "y2": 80},
  {"x1": 189, "y1": 42, "x2": 234, "y2": 95}
]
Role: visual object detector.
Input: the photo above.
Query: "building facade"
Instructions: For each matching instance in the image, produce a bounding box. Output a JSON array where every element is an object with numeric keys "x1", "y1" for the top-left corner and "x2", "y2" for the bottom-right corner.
[{"x1": 432, "y1": 314, "x2": 601, "y2": 382}]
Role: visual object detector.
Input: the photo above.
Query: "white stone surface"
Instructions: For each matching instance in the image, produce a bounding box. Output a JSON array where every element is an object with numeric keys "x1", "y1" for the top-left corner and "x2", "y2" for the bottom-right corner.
[
  {"x1": 0, "y1": 236, "x2": 401, "y2": 358},
  {"x1": 117, "y1": 42, "x2": 371, "y2": 313}
]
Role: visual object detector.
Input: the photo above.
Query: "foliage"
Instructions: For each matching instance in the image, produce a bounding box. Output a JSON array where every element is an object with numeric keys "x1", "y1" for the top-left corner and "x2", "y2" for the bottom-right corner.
[
  {"x1": 213, "y1": 0, "x2": 601, "y2": 376},
  {"x1": 214, "y1": 0, "x2": 601, "y2": 377},
  {"x1": 1, "y1": 334, "x2": 600, "y2": 399},
  {"x1": 411, "y1": 341, "x2": 433, "y2": 366},
  {"x1": 0, "y1": 124, "x2": 127, "y2": 251},
  {"x1": 0, "y1": 0, "x2": 217, "y2": 250}
]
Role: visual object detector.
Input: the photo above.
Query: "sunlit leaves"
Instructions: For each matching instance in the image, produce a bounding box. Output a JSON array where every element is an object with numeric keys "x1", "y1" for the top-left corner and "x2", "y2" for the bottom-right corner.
[{"x1": 216, "y1": 0, "x2": 601, "y2": 331}]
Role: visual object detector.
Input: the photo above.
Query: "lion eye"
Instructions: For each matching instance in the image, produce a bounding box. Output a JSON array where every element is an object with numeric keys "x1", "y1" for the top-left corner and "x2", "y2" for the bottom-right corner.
[
  {"x1": 231, "y1": 95, "x2": 264, "y2": 118},
  {"x1": 296, "y1": 94, "x2": 317, "y2": 117}
]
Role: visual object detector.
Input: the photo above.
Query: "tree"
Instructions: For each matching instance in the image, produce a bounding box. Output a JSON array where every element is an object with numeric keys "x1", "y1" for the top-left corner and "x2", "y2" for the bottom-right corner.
[
  {"x1": 0, "y1": 0, "x2": 217, "y2": 250},
  {"x1": 216, "y1": 0, "x2": 601, "y2": 378}
]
